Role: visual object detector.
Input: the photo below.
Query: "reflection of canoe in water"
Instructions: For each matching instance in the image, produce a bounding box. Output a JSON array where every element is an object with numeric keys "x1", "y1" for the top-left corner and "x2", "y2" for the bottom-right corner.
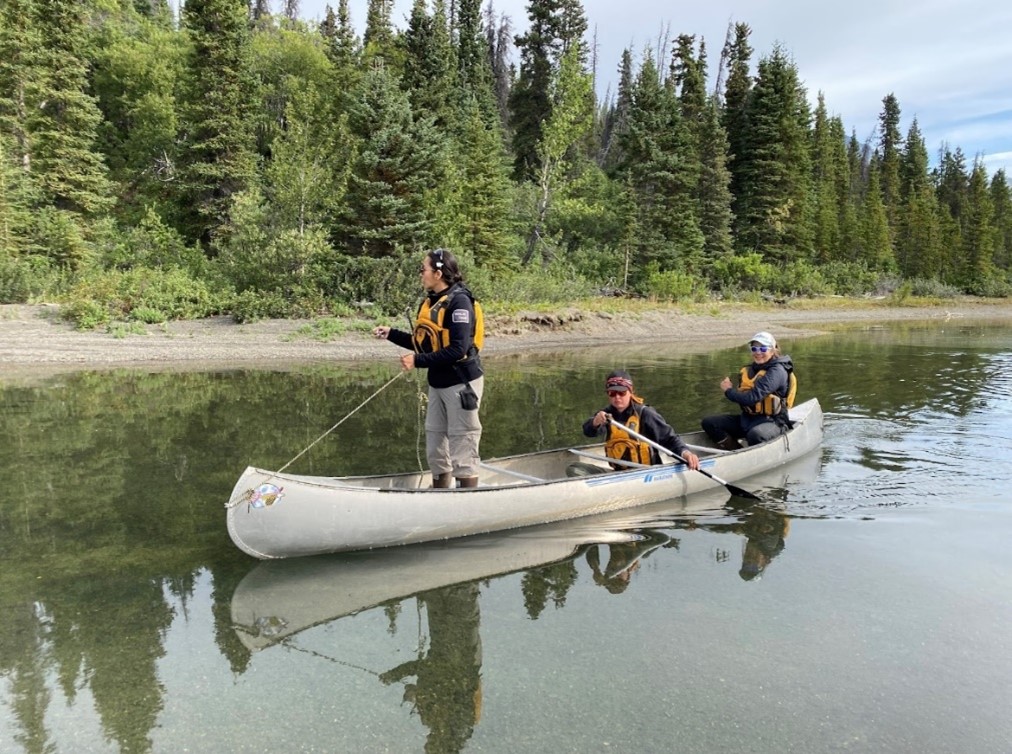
[
  {"x1": 231, "y1": 450, "x2": 822, "y2": 652},
  {"x1": 231, "y1": 522, "x2": 640, "y2": 652},
  {"x1": 226, "y1": 399, "x2": 823, "y2": 559}
]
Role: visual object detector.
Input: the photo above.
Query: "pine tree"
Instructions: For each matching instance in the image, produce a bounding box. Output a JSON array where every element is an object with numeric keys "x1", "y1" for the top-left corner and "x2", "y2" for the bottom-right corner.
[
  {"x1": 671, "y1": 34, "x2": 706, "y2": 128},
  {"x1": 319, "y1": 0, "x2": 361, "y2": 111},
  {"x1": 338, "y1": 67, "x2": 448, "y2": 257},
  {"x1": 617, "y1": 55, "x2": 703, "y2": 279},
  {"x1": 859, "y1": 165, "x2": 892, "y2": 271},
  {"x1": 251, "y1": 0, "x2": 271, "y2": 22},
  {"x1": 893, "y1": 127, "x2": 940, "y2": 278},
  {"x1": 810, "y1": 93, "x2": 841, "y2": 263},
  {"x1": 695, "y1": 98, "x2": 734, "y2": 271},
  {"x1": 402, "y1": 0, "x2": 455, "y2": 128},
  {"x1": 935, "y1": 145, "x2": 969, "y2": 281},
  {"x1": 455, "y1": 0, "x2": 485, "y2": 92},
  {"x1": 363, "y1": 0, "x2": 395, "y2": 60},
  {"x1": 320, "y1": 0, "x2": 358, "y2": 67},
  {"x1": 444, "y1": 96, "x2": 514, "y2": 271},
  {"x1": 720, "y1": 22, "x2": 753, "y2": 222},
  {"x1": 877, "y1": 93, "x2": 902, "y2": 228},
  {"x1": 178, "y1": 0, "x2": 259, "y2": 247},
  {"x1": 523, "y1": 40, "x2": 594, "y2": 265},
  {"x1": 734, "y1": 45, "x2": 813, "y2": 263},
  {"x1": 0, "y1": 131, "x2": 37, "y2": 258},
  {"x1": 30, "y1": 0, "x2": 114, "y2": 217},
  {"x1": 989, "y1": 170, "x2": 1012, "y2": 276},
  {"x1": 600, "y1": 48, "x2": 633, "y2": 172},
  {"x1": 959, "y1": 160, "x2": 996, "y2": 291},
  {"x1": 509, "y1": 0, "x2": 587, "y2": 179},
  {"x1": 484, "y1": 3, "x2": 514, "y2": 133},
  {"x1": 510, "y1": 0, "x2": 563, "y2": 179},
  {"x1": 90, "y1": 5, "x2": 186, "y2": 223},
  {"x1": 0, "y1": 0, "x2": 42, "y2": 190}
]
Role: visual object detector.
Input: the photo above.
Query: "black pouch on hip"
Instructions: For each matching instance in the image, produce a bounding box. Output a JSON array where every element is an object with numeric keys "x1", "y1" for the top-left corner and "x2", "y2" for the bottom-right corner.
[{"x1": 459, "y1": 383, "x2": 479, "y2": 410}]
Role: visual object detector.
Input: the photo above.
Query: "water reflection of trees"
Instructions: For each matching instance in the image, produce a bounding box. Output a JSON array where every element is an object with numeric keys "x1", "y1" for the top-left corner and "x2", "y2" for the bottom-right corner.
[
  {"x1": 2, "y1": 327, "x2": 1000, "y2": 751},
  {"x1": 380, "y1": 584, "x2": 483, "y2": 754}
]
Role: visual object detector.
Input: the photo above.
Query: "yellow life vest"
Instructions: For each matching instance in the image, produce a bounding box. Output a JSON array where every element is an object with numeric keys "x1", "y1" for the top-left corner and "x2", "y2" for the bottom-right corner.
[
  {"x1": 738, "y1": 365, "x2": 797, "y2": 417},
  {"x1": 412, "y1": 288, "x2": 484, "y2": 357},
  {"x1": 605, "y1": 400, "x2": 653, "y2": 466}
]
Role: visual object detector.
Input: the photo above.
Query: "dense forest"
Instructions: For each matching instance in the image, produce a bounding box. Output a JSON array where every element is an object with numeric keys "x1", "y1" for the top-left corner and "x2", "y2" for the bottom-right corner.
[{"x1": 1, "y1": 0, "x2": 1010, "y2": 330}]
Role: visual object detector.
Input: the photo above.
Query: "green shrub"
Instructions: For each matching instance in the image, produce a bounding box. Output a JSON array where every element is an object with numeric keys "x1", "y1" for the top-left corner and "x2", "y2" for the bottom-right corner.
[
  {"x1": 62, "y1": 268, "x2": 221, "y2": 329},
  {"x1": 777, "y1": 260, "x2": 832, "y2": 297},
  {"x1": 818, "y1": 262, "x2": 883, "y2": 296},
  {"x1": 230, "y1": 289, "x2": 292, "y2": 323},
  {"x1": 477, "y1": 261, "x2": 595, "y2": 307},
  {"x1": 643, "y1": 267, "x2": 705, "y2": 301},
  {"x1": 0, "y1": 254, "x2": 66, "y2": 302},
  {"x1": 711, "y1": 252, "x2": 776, "y2": 292},
  {"x1": 130, "y1": 306, "x2": 167, "y2": 324},
  {"x1": 906, "y1": 278, "x2": 960, "y2": 298},
  {"x1": 95, "y1": 208, "x2": 205, "y2": 275}
]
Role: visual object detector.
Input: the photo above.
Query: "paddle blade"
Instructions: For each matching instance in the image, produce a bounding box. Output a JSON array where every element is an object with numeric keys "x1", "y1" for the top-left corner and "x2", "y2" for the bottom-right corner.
[{"x1": 724, "y1": 483, "x2": 762, "y2": 501}]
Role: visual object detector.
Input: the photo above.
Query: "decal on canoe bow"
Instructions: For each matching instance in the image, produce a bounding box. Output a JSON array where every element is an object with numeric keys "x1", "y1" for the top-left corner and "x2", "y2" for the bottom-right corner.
[{"x1": 247, "y1": 483, "x2": 285, "y2": 508}]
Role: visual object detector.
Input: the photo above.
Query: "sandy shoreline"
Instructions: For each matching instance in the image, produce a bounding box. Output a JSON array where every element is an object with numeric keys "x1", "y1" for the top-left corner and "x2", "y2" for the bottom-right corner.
[{"x1": 2, "y1": 300, "x2": 1012, "y2": 378}]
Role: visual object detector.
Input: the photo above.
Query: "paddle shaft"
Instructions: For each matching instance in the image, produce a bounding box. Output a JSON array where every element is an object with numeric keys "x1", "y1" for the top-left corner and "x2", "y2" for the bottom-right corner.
[{"x1": 607, "y1": 416, "x2": 762, "y2": 501}]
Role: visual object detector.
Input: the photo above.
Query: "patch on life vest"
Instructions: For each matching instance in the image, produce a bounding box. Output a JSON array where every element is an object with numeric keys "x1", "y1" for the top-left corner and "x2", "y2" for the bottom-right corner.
[
  {"x1": 248, "y1": 483, "x2": 284, "y2": 508},
  {"x1": 452, "y1": 309, "x2": 470, "y2": 324}
]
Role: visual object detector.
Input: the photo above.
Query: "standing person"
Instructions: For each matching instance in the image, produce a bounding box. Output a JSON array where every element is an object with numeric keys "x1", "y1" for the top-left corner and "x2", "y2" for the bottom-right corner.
[
  {"x1": 702, "y1": 331, "x2": 797, "y2": 450},
  {"x1": 582, "y1": 370, "x2": 700, "y2": 470},
  {"x1": 373, "y1": 249, "x2": 484, "y2": 488}
]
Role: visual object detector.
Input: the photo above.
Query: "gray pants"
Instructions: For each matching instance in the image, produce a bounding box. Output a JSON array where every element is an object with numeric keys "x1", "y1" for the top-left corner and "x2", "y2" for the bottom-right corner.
[
  {"x1": 425, "y1": 376, "x2": 483, "y2": 478},
  {"x1": 702, "y1": 412, "x2": 785, "y2": 446}
]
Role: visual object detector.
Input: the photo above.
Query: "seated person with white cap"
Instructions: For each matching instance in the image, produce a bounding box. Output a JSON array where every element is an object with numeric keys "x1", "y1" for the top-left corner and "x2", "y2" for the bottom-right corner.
[{"x1": 701, "y1": 331, "x2": 796, "y2": 450}]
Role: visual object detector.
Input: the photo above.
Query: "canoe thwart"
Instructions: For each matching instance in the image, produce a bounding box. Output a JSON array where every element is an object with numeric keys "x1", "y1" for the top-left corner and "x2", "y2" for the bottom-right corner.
[
  {"x1": 567, "y1": 449, "x2": 651, "y2": 468},
  {"x1": 478, "y1": 462, "x2": 546, "y2": 484}
]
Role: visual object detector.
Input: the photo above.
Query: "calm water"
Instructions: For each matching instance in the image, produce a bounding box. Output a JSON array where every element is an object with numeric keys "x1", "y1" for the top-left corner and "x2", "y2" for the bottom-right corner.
[{"x1": 2, "y1": 319, "x2": 1011, "y2": 753}]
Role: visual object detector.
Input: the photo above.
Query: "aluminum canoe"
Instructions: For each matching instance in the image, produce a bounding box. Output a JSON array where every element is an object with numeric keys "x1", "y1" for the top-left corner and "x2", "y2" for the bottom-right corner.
[{"x1": 225, "y1": 398, "x2": 823, "y2": 559}]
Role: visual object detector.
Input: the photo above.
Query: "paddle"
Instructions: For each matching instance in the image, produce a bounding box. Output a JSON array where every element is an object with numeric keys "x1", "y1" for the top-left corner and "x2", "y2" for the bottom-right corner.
[{"x1": 607, "y1": 416, "x2": 762, "y2": 501}]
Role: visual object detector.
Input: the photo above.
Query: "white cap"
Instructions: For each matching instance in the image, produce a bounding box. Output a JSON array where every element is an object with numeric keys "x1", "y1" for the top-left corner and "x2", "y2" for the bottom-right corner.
[{"x1": 749, "y1": 331, "x2": 776, "y2": 348}]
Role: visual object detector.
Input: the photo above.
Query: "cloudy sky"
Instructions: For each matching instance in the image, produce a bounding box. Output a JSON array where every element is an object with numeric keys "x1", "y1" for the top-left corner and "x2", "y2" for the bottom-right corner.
[{"x1": 295, "y1": 0, "x2": 1012, "y2": 177}]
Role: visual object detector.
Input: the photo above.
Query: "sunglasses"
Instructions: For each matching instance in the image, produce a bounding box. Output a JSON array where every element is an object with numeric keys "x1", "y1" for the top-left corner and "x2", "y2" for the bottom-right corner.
[
  {"x1": 750, "y1": 345, "x2": 770, "y2": 353},
  {"x1": 418, "y1": 266, "x2": 431, "y2": 274},
  {"x1": 606, "y1": 390, "x2": 629, "y2": 398}
]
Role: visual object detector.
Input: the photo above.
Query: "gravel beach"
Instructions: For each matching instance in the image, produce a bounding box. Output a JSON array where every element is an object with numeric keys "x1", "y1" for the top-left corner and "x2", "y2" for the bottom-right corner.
[{"x1": 2, "y1": 300, "x2": 1011, "y2": 378}]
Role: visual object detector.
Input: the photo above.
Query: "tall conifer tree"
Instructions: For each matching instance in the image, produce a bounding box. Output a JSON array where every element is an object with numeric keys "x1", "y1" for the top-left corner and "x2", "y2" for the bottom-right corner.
[
  {"x1": 877, "y1": 93, "x2": 902, "y2": 228},
  {"x1": 179, "y1": 0, "x2": 258, "y2": 247},
  {"x1": 339, "y1": 67, "x2": 447, "y2": 257},
  {"x1": 510, "y1": 0, "x2": 562, "y2": 179},
  {"x1": 30, "y1": 0, "x2": 113, "y2": 217},
  {"x1": 960, "y1": 160, "x2": 996, "y2": 291},
  {"x1": 720, "y1": 22, "x2": 753, "y2": 226},
  {"x1": 484, "y1": 3, "x2": 513, "y2": 133},
  {"x1": 617, "y1": 56, "x2": 703, "y2": 278},
  {"x1": 402, "y1": 0, "x2": 456, "y2": 127},
  {"x1": 989, "y1": 170, "x2": 1012, "y2": 275},
  {"x1": 734, "y1": 45, "x2": 813, "y2": 263}
]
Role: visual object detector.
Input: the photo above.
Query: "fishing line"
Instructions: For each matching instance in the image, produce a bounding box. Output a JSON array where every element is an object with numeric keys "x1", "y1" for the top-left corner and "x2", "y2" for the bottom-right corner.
[{"x1": 225, "y1": 371, "x2": 406, "y2": 509}]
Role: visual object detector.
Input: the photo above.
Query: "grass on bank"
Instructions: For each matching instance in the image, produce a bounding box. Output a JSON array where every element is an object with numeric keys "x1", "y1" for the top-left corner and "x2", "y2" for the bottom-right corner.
[{"x1": 3, "y1": 245, "x2": 1009, "y2": 335}]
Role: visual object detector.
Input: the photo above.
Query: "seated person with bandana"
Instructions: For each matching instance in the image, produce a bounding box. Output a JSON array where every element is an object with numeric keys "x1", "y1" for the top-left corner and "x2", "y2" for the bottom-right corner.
[
  {"x1": 702, "y1": 331, "x2": 797, "y2": 450},
  {"x1": 577, "y1": 370, "x2": 700, "y2": 473}
]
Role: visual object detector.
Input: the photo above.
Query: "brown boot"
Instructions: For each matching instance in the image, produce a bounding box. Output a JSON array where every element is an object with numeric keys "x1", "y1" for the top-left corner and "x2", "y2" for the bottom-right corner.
[
  {"x1": 456, "y1": 476, "x2": 479, "y2": 488},
  {"x1": 431, "y1": 473, "x2": 453, "y2": 489},
  {"x1": 717, "y1": 436, "x2": 740, "y2": 451}
]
